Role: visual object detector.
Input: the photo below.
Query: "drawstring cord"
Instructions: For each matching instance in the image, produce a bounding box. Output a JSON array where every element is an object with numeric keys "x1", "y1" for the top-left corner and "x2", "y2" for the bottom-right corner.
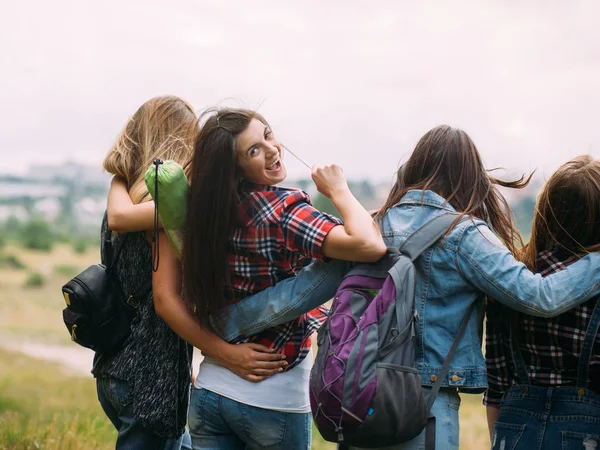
[
  {"x1": 282, "y1": 144, "x2": 312, "y2": 170},
  {"x1": 152, "y1": 159, "x2": 162, "y2": 272}
]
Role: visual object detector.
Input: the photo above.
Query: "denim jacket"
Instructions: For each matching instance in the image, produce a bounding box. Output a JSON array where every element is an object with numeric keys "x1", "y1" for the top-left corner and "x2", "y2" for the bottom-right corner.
[{"x1": 211, "y1": 189, "x2": 600, "y2": 391}]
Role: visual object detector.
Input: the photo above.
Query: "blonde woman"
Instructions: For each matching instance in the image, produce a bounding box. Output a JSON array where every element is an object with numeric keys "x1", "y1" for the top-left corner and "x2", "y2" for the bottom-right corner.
[{"x1": 96, "y1": 96, "x2": 286, "y2": 450}]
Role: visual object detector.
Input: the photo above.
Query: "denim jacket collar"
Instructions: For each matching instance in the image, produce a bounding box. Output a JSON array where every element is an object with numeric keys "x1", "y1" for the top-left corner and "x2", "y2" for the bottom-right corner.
[{"x1": 397, "y1": 190, "x2": 456, "y2": 212}]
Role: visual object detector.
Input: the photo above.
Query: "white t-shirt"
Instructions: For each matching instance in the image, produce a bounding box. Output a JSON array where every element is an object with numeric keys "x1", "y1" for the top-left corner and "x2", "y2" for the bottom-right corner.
[{"x1": 194, "y1": 349, "x2": 313, "y2": 413}]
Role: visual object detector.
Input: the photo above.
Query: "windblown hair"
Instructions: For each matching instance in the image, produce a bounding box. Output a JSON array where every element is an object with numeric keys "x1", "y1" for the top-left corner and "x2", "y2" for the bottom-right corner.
[
  {"x1": 102, "y1": 95, "x2": 198, "y2": 204},
  {"x1": 374, "y1": 125, "x2": 532, "y2": 253},
  {"x1": 521, "y1": 155, "x2": 600, "y2": 269},
  {"x1": 182, "y1": 108, "x2": 269, "y2": 325}
]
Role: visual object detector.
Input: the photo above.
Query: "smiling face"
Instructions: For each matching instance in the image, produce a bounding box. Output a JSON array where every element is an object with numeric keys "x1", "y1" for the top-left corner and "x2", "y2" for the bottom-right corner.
[{"x1": 236, "y1": 118, "x2": 287, "y2": 185}]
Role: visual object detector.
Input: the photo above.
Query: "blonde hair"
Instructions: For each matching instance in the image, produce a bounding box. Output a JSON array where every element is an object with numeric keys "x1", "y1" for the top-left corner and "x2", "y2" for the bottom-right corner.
[
  {"x1": 103, "y1": 95, "x2": 199, "y2": 204},
  {"x1": 521, "y1": 155, "x2": 600, "y2": 269}
]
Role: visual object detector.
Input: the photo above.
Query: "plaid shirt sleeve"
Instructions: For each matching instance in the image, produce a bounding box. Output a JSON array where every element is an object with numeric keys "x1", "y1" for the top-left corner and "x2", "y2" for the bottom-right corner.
[
  {"x1": 483, "y1": 299, "x2": 515, "y2": 407},
  {"x1": 279, "y1": 191, "x2": 341, "y2": 260}
]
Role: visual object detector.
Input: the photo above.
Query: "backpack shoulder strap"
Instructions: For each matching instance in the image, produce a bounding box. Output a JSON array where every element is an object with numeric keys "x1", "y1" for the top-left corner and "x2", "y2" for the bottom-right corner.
[
  {"x1": 426, "y1": 301, "x2": 476, "y2": 410},
  {"x1": 125, "y1": 279, "x2": 154, "y2": 309},
  {"x1": 399, "y1": 212, "x2": 467, "y2": 262},
  {"x1": 105, "y1": 232, "x2": 129, "y2": 270},
  {"x1": 423, "y1": 301, "x2": 476, "y2": 450},
  {"x1": 386, "y1": 213, "x2": 470, "y2": 349}
]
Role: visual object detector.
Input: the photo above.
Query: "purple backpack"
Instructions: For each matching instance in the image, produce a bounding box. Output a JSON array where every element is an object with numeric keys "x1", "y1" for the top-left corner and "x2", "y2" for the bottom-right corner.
[{"x1": 310, "y1": 213, "x2": 472, "y2": 449}]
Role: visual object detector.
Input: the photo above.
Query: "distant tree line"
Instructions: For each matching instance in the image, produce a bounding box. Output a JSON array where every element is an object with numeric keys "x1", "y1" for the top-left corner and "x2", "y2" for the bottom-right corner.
[
  {"x1": 0, "y1": 215, "x2": 97, "y2": 253},
  {"x1": 0, "y1": 177, "x2": 537, "y2": 254}
]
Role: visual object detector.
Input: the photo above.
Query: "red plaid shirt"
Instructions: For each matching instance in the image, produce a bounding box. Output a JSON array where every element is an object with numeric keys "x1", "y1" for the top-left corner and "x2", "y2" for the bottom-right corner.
[
  {"x1": 226, "y1": 182, "x2": 341, "y2": 369},
  {"x1": 484, "y1": 249, "x2": 600, "y2": 407}
]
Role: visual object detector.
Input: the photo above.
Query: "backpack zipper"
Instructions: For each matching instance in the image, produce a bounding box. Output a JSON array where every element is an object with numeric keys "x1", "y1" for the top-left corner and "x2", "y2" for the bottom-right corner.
[{"x1": 340, "y1": 406, "x2": 364, "y2": 423}]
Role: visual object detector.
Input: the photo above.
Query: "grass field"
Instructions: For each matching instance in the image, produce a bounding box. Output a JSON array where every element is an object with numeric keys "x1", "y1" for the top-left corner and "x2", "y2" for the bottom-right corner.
[
  {"x1": 0, "y1": 348, "x2": 115, "y2": 450},
  {"x1": 0, "y1": 244, "x2": 490, "y2": 449}
]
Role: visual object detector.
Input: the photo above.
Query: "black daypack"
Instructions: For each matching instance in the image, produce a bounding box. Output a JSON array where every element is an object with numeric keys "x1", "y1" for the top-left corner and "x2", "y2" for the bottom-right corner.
[{"x1": 61, "y1": 232, "x2": 151, "y2": 353}]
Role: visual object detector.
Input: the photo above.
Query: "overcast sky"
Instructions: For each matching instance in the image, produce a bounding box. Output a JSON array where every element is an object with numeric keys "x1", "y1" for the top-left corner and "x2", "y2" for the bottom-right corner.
[{"x1": 1, "y1": 0, "x2": 599, "y2": 184}]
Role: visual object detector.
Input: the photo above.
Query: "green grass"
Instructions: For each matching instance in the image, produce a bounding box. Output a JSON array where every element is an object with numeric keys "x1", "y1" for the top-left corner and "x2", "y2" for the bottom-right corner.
[
  {"x1": 0, "y1": 348, "x2": 115, "y2": 450},
  {"x1": 0, "y1": 348, "x2": 338, "y2": 450},
  {"x1": 0, "y1": 244, "x2": 98, "y2": 345}
]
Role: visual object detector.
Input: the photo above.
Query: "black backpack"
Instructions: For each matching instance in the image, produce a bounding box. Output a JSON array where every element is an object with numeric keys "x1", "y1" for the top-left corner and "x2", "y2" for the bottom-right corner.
[{"x1": 61, "y1": 232, "x2": 151, "y2": 353}]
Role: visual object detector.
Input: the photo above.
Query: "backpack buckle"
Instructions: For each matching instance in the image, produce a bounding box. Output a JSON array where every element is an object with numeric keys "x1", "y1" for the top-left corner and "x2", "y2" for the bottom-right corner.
[{"x1": 127, "y1": 295, "x2": 141, "y2": 308}]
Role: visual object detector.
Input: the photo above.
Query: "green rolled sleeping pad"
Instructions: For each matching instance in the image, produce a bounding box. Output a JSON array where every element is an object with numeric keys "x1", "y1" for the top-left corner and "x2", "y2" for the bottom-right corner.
[{"x1": 144, "y1": 160, "x2": 188, "y2": 259}]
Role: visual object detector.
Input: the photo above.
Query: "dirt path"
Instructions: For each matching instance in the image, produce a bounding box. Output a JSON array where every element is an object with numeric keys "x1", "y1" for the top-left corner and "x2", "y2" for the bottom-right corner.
[
  {"x1": 1, "y1": 338, "x2": 202, "y2": 377},
  {"x1": 1, "y1": 339, "x2": 94, "y2": 375}
]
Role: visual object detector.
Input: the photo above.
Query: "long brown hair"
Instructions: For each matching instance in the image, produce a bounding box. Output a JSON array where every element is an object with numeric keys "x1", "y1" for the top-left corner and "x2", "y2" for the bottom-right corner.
[
  {"x1": 521, "y1": 155, "x2": 600, "y2": 269},
  {"x1": 103, "y1": 96, "x2": 198, "y2": 204},
  {"x1": 375, "y1": 125, "x2": 532, "y2": 253},
  {"x1": 182, "y1": 108, "x2": 269, "y2": 324}
]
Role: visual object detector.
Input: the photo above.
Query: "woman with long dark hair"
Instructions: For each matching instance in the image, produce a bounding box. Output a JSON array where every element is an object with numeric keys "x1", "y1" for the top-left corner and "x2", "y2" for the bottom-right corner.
[
  {"x1": 151, "y1": 107, "x2": 386, "y2": 450},
  {"x1": 485, "y1": 155, "x2": 600, "y2": 449}
]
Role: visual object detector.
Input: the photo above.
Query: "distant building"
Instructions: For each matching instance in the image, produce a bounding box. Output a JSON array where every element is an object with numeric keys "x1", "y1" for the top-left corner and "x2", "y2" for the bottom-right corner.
[
  {"x1": 34, "y1": 198, "x2": 62, "y2": 221},
  {"x1": 27, "y1": 161, "x2": 110, "y2": 187},
  {"x1": 0, "y1": 181, "x2": 66, "y2": 199},
  {"x1": 0, "y1": 162, "x2": 109, "y2": 225},
  {"x1": 0, "y1": 205, "x2": 28, "y2": 221}
]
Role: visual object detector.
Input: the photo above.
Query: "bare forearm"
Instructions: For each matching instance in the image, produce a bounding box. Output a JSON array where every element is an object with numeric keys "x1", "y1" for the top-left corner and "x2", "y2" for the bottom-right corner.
[
  {"x1": 323, "y1": 187, "x2": 386, "y2": 261},
  {"x1": 107, "y1": 177, "x2": 158, "y2": 232},
  {"x1": 151, "y1": 230, "x2": 286, "y2": 381},
  {"x1": 311, "y1": 164, "x2": 385, "y2": 261},
  {"x1": 154, "y1": 293, "x2": 231, "y2": 361},
  {"x1": 107, "y1": 201, "x2": 157, "y2": 232},
  {"x1": 486, "y1": 406, "x2": 500, "y2": 439},
  {"x1": 330, "y1": 188, "x2": 379, "y2": 240}
]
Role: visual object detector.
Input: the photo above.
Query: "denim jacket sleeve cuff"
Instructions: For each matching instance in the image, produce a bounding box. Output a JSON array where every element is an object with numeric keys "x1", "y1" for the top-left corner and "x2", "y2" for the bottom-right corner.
[{"x1": 209, "y1": 260, "x2": 351, "y2": 342}]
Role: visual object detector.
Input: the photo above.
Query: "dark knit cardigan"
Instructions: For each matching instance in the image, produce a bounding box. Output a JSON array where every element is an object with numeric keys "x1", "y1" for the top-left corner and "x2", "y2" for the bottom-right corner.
[{"x1": 92, "y1": 215, "x2": 192, "y2": 439}]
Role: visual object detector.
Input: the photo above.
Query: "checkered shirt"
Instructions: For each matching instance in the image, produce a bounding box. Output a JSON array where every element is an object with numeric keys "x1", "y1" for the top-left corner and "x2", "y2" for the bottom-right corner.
[
  {"x1": 484, "y1": 248, "x2": 600, "y2": 407},
  {"x1": 226, "y1": 182, "x2": 341, "y2": 369}
]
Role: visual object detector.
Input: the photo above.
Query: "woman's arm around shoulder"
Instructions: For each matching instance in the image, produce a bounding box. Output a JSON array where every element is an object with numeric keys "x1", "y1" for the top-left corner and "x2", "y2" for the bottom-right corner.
[
  {"x1": 151, "y1": 230, "x2": 287, "y2": 382},
  {"x1": 455, "y1": 221, "x2": 600, "y2": 317},
  {"x1": 106, "y1": 176, "x2": 157, "y2": 232}
]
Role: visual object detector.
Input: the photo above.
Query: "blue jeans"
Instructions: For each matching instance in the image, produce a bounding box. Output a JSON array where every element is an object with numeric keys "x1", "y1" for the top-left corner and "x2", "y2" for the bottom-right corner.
[
  {"x1": 188, "y1": 388, "x2": 312, "y2": 450},
  {"x1": 348, "y1": 387, "x2": 461, "y2": 450},
  {"x1": 96, "y1": 376, "x2": 192, "y2": 450},
  {"x1": 492, "y1": 385, "x2": 600, "y2": 450}
]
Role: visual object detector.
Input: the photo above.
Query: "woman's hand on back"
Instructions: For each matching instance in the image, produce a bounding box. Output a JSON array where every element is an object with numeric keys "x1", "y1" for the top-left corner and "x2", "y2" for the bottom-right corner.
[
  {"x1": 219, "y1": 342, "x2": 288, "y2": 383},
  {"x1": 311, "y1": 164, "x2": 350, "y2": 199}
]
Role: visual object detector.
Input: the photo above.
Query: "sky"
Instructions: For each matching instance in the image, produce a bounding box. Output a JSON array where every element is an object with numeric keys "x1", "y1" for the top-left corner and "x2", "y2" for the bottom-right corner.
[{"x1": 1, "y1": 0, "x2": 599, "y2": 184}]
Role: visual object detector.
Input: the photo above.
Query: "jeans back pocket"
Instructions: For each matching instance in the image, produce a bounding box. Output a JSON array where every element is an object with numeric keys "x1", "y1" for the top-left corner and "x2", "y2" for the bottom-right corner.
[
  {"x1": 562, "y1": 431, "x2": 600, "y2": 450},
  {"x1": 100, "y1": 377, "x2": 131, "y2": 408},
  {"x1": 187, "y1": 388, "x2": 209, "y2": 433},
  {"x1": 492, "y1": 422, "x2": 526, "y2": 450}
]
